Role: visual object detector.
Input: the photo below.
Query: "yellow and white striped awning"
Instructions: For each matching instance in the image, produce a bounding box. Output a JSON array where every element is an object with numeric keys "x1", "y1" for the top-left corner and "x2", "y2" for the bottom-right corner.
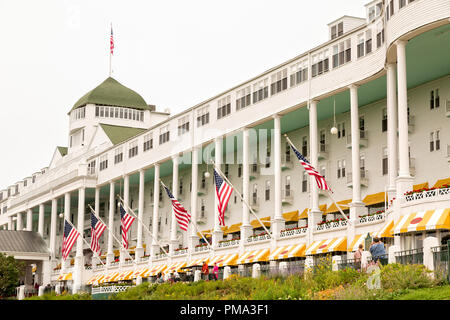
[
  {"x1": 393, "y1": 208, "x2": 450, "y2": 234},
  {"x1": 118, "y1": 270, "x2": 135, "y2": 281},
  {"x1": 269, "y1": 243, "x2": 306, "y2": 260},
  {"x1": 371, "y1": 219, "x2": 395, "y2": 238},
  {"x1": 132, "y1": 267, "x2": 149, "y2": 279},
  {"x1": 164, "y1": 261, "x2": 188, "y2": 274},
  {"x1": 348, "y1": 234, "x2": 372, "y2": 252},
  {"x1": 305, "y1": 237, "x2": 347, "y2": 255},
  {"x1": 86, "y1": 274, "x2": 103, "y2": 285},
  {"x1": 187, "y1": 256, "x2": 210, "y2": 267},
  {"x1": 57, "y1": 273, "x2": 72, "y2": 281},
  {"x1": 236, "y1": 248, "x2": 270, "y2": 264},
  {"x1": 209, "y1": 253, "x2": 239, "y2": 267},
  {"x1": 142, "y1": 264, "x2": 168, "y2": 277},
  {"x1": 100, "y1": 271, "x2": 121, "y2": 283}
]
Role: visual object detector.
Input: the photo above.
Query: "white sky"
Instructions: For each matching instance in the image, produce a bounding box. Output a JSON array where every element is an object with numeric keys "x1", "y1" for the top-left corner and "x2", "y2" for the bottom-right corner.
[{"x1": 0, "y1": 0, "x2": 366, "y2": 188}]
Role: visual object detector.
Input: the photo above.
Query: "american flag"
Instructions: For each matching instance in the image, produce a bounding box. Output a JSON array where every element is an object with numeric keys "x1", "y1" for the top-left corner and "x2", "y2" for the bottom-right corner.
[
  {"x1": 163, "y1": 186, "x2": 191, "y2": 231},
  {"x1": 62, "y1": 220, "x2": 80, "y2": 261},
  {"x1": 90, "y1": 212, "x2": 107, "y2": 255},
  {"x1": 213, "y1": 169, "x2": 233, "y2": 226},
  {"x1": 119, "y1": 203, "x2": 135, "y2": 249},
  {"x1": 289, "y1": 142, "x2": 331, "y2": 191},
  {"x1": 110, "y1": 25, "x2": 114, "y2": 55}
]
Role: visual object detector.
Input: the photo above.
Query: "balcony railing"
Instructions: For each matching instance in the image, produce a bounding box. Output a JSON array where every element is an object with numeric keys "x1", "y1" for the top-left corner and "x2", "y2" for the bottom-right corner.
[
  {"x1": 403, "y1": 187, "x2": 450, "y2": 203},
  {"x1": 246, "y1": 233, "x2": 271, "y2": 243},
  {"x1": 280, "y1": 227, "x2": 308, "y2": 238},
  {"x1": 346, "y1": 169, "x2": 368, "y2": 187},
  {"x1": 358, "y1": 212, "x2": 385, "y2": 224},
  {"x1": 217, "y1": 238, "x2": 240, "y2": 248},
  {"x1": 346, "y1": 130, "x2": 368, "y2": 149},
  {"x1": 315, "y1": 219, "x2": 348, "y2": 232},
  {"x1": 194, "y1": 244, "x2": 210, "y2": 253},
  {"x1": 174, "y1": 248, "x2": 188, "y2": 256},
  {"x1": 395, "y1": 248, "x2": 423, "y2": 265}
]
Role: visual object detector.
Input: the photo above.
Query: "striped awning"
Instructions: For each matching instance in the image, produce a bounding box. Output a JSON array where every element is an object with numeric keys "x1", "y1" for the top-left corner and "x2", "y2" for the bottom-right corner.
[
  {"x1": 164, "y1": 261, "x2": 188, "y2": 274},
  {"x1": 269, "y1": 243, "x2": 306, "y2": 260},
  {"x1": 305, "y1": 237, "x2": 347, "y2": 255},
  {"x1": 209, "y1": 253, "x2": 239, "y2": 267},
  {"x1": 187, "y1": 256, "x2": 210, "y2": 268},
  {"x1": 101, "y1": 271, "x2": 121, "y2": 283},
  {"x1": 118, "y1": 270, "x2": 135, "y2": 281},
  {"x1": 143, "y1": 264, "x2": 168, "y2": 277},
  {"x1": 348, "y1": 234, "x2": 373, "y2": 252},
  {"x1": 86, "y1": 274, "x2": 100, "y2": 285},
  {"x1": 372, "y1": 219, "x2": 395, "y2": 238},
  {"x1": 132, "y1": 267, "x2": 149, "y2": 279},
  {"x1": 236, "y1": 248, "x2": 270, "y2": 264},
  {"x1": 57, "y1": 273, "x2": 72, "y2": 281},
  {"x1": 393, "y1": 208, "x2": 450, "y2": 234}
]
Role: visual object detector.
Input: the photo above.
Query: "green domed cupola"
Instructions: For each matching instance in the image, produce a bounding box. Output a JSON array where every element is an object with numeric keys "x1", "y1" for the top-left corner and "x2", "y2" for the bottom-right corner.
[{"x1": 71, "y1": 77, "x2": 149, "y2": 112}]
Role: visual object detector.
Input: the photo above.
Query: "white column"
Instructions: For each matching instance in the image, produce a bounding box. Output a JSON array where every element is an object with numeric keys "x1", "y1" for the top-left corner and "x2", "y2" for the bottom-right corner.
[
  {"x1": 151, "y1": 164, "x2": 160, "y2": 257},
  {"x1": 73, "y1": 187, "x2": 85, "y2": 293},
  {"x1": 107, "y1": 181, "x2": 115, "y2": 265},
  {"x1": 26, "y1": 209, "x2": 33, "y2": 231},
  {"x1": 38, "y1": 203, "x2": 44, "y2": 236},
  {"x1": 8, "y1": 216, "x2": 13, "y2": 230},
  {"x1": 170, "y1": 156, "x2": 179, "y2": 255},
  {"x1": 271, "y1": 114, "x2": 284, "y2": 237},
  {"x1": 386, "y1": 63, "x2": 398, "y2": 201},
  {"x1": 136, "y1": 169, "x2": 145, "y2": 260},
  {"x1": 395, "y1": 40, "x2": 413, "y2": 197},
  {"x1": 17, "y1": 212, "x2": 23, "y2": 231},
  {"x1": 189, "y1": 148, "x2": 199, "y2": 250},
  {"x1": 212, "y1": 137, "x2": 223, "y2": 247},
  {"x1": 50, "y1": 198, "x2": 57, "y2": 259},
  {"x1": 240, "y1": 128, "x2": 252, "y2": 241},
  {"x1": 308, "y1": 101, "x2": 322, "y2": 244}
]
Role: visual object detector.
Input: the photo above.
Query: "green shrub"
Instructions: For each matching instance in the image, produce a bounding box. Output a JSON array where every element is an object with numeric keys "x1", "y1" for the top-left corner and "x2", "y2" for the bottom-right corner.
[{"x1": 380, "y1": 263, "x2": 436, "y2": 290}]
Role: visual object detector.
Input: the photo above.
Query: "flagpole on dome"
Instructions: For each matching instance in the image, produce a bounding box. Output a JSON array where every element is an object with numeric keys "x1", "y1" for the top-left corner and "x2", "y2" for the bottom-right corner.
[
  {"x1": 159, "y1": 180, "x2": 213, "y2": 250},
  {"x1": 116, "y1": 194, "x2": 169, "y2": 256},
  {"x1": 210, "y1": 159, "x2": 272, "y2": 239},
  {"x1": 87, "y1": 204, "x2": 135, "y2": 264},
  {"x1": 109, "y1": 22, "x2": 114, "y2": 77}
]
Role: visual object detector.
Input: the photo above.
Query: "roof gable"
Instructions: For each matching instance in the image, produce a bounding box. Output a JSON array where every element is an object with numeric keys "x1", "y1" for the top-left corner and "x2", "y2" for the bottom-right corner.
[{"x1": 99, "y1": 123, "x2": 147, "y2": 145}]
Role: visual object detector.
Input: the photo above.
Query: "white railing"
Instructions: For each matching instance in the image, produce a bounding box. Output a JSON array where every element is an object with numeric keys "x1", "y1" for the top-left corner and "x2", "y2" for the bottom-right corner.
[
  {"x1": 246, "y1": 233, "x2": 271, "y2": 243},
  {"x1": 315, "y1": 219, "x2": 348, "y2": 232},
  {"x1": 403, "y1": 187, "x2": 450, "y2": 203},
  {"x1": 154, "y1": 253, "x2": 168, "y2": 260},
  {"x1": 217, "y1": 239, "x2": 240, "y2": 248},
  {"x1": 280, "y1": 227, "x2": 308, "y2": 238},
  {"x1": 139, "y1": 256, "x2": 150, "y2": 262},
  {"x1": 174, "y1": 248, "x2": 188, "y2": 255},
  {"x1": 194, "y1": 245, "x2": 210, "y2": 253},
  {"x1": 358, "y1": 212, "x2": 385, "y2": 224},
  {"x1": 91, "y1": 285, "x2": 131, "y2": 295}
]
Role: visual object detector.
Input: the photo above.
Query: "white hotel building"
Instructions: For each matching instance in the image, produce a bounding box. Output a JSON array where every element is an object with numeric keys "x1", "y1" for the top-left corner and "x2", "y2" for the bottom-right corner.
[{"x1": 1, "y1": 0, "x2": 450, "y2": 294}]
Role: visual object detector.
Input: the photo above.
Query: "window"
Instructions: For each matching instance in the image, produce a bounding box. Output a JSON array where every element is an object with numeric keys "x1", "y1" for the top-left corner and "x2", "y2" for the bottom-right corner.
[
  {"x1": 236, "y1": 86, "x2": 251, "y2": 110},
  {"x1": 389, "y1": 0, "x2": 394, "y2": 17},
  {"x1": 330, "y1": 22, "x2": 343, "y2": 40},
  {"x1": 365, "y1": 30, "x2": 372, "y2": 55},
  {"x1": 252, "y1": 184, "x2": 258, "y2": 204},
  {"x1": 359, "y1": 116, "x2": 365, "y2": 132},
  {"x1": 270, "y1": 69, "x2": 288, "y2": 95},
  {"x1": 225, "y1": 164, "x2": 230, "y2": 177},
  {"x1": 319, "y1": 130, "x2": 326, "y2": 152},
  {"x1": 23, "y1": 180, "x2": 27, "y2": 187},
  {"x1": 302, "y1": 172, "x2": 308, "y2": 192},
  {"x1": 382, "y1": 108, "x2": 387, "y2": 132},
  {"x1": 178, "y1": 115, "x2": 190, "y2": 135},
  {"x1": 285, "y1": 142, "x2": 291, "y2": 162},
  {"x1": 265, "y1": 144, "x2": 271, "y2": 168},
  {"x1": 285, "y1": 175, "x2": 291, "y2": 197},
  {"x1": 290, "y1": 60, "x2": 308, "y2": 87},
  {"x1": 159, "y1": 125, "x2": 170, "y2": 145},
  {"x1": 143, "y1": 133, "x2": 153, "y2": 152},
  {"x1": 360, "y1": 154, "x2": 366, "y2": 172},
  {"x1": 399, "y1": 0, "x2": 406, "y2": 9},
  {"x1": 99, "y1": 155, "x2": 108, "y2": 171},
  {"x1": 382, "y1": 147, "x2": 388, "y2": 175},
  {"x1": 320, "y1": 165, "x2": 326, "y2": 179},
  {"x1": 72, "y1": 107, "x2": 86, "y2": 120},
  {"x1": 114, "y1": 147, "x2": 123, "y2": 164},
  {"x1": 337, "y1": 159, "x2": 346, "y2": 178},
  {"x1": 357, "y1": 34, "x2": 365, "y2": 58},
  {"x1": 376, "y1": 22, "x2": 385, "y2": 48},
  {"x1": 179, "y1": 178, "x2": 183, "y2": 195},
  {"x1": 430, "y1": 130, "x2": 440, "y2": 152},
  {"x1": 88, "y1": 160, "x2": 96, "y2": 175},
  {"x1": 252, "y1": 78, "x2": 269, "y2": 103},
  {"x1": 128, "y1": 140, "x2": 138, "y2": 158},
  {"x1": 367, "y1": 2, "x2": 382, "y2": 21},
  {"x1": 333, "y1": 39, "x2": 351, "y2": 68},
  {"x1": 311, "y1": 50, "x2": 329, "y2": 77},
  {"x1": 430, "y1": 89, "x2": 440, "y2": 109},
  {"x1": 337, "y1": 122, "x2": 346, "y2": 139},
  {"x1": 197, "y1": 106, "x2": 210, "y2": 127},
  {"x1": 238, "y1": 164, "x2": 242, "y2": 178},
  {"x1": 265, "y1": 180, "x2": 270, "y2": 201},
  {"x1": 201, "y1": 172, "x2": 206, "y2": 189},
  {"x1": 217, "y1": 96, "x2": 231, "y2": 120},
  {"x1": 302, "y1": 136, "x2": 308, "y2": 157},
  {"x1": 201, "y1": 199, "x2": 206, "y2": 218}
]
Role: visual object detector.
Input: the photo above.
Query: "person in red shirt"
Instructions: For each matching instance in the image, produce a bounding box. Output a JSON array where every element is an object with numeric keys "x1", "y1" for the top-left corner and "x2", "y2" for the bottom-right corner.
[{"x1": 201, "y1": 261, "x2": 209, "y2": 281}]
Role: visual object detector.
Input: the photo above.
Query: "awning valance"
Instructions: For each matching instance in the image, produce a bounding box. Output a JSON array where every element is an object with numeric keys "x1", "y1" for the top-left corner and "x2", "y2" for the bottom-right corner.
[
  {"x1": 236, "y1": 248, "x2": 270, "y2": 264},
  {"x1": 325, "y1": 200, "x2": 351, "y2": 214},
  {"x1": 393, "y1": 208, "x2": 450, "y2": 234},
  {"x1": 251, "y1": 217, "x2": 271, "y2": 229},
  {"x1": 209, "y1": 253, "x2": 239, "y2": 267},
  {"x1": 433, "y1": 178, "x2": 450, "y2": 189},
  {"x1": 299, "y1": 204, "x2": 327, "y2": 219},
  {"x1": 224, "y1": 223, "x2": 242, "y2": 234},
  {"x1": 187, "y1": 256, "x2": 210, "y2": 268},
  {"x1": 57, "y1": 273, "x2": 72, "y2": 281},
  {"x1": 372, "y1": 219, "x2": 395, "y2": 238},
  {"x1": 164, "y1": 261, "x2": 188, "y2": 274},
  {"x1": 348, "y1": 234, "x2": 374, "y2": 252},
  {"x1": 118, "y1": 270, "x2": 135, "y2": 281},
  {"x1": 413, "y1": 182, "x2": 429, "y2": 191},
  {"x1": 269, "y1": 243, "x2": 306, "y2": 260},
  {"x1": 363, "y1": 192, "x2": 386, "y2": 206},
  {"x1": 305, "y1": 237, "x2": 347, "y2": 255},
  {"x1": 283, "y1": 210, "x2": 299, "y2": 222},
  {"x1": 132, "y1": 268, "x2": 148, "y2": 279}
]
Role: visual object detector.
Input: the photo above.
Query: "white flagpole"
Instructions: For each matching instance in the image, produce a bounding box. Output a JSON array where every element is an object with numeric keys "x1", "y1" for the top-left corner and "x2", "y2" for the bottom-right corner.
[
  {"x1": 87, "y1": 204, "x2": 135, "y2": 264},
  {"x1": 284, "y1": 134, "x2": 351, "y2": 224},
  {"x1": 159, "y1": 180, "x2": 213, "y2": 250},
  {"x1": 109, "y1": 23, "x2": 113, "y2": 77},
  {"x1": 63, "y1": 218, "x2": 105, "y2": 267},
  {"x1": 116, "y1": 194, "x2": 169, "y2": 256},
  {"x1": 210, "y1": 159, "x2": 272, "y2": 239}
]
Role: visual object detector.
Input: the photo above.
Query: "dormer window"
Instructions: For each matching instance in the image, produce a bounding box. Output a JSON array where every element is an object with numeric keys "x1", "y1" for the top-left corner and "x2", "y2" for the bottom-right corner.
[
  {"x1": 330, "y1": 22, "x2": 343, "y2": 40},
  {"x1": 367, "y1": 2, "x2": 382, "y2": 22}
]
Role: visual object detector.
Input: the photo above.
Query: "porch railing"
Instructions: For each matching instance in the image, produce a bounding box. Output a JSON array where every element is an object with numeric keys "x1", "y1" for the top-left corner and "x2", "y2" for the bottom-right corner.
[
  {"x1": 395, "y1": 248, "x2": 423, "y2": 265},
  {"x1": 432, "y1": 244, "x2": 449, "y2": 281}
]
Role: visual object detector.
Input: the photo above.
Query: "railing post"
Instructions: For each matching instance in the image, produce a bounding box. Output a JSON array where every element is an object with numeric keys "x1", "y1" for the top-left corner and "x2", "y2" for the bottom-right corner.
[
  {"x1": 423, "y1": 237, "x2": 439, "y2": 273},
  {"x1": 388, "y1": 245, "x2": 399, "y2": 264}
]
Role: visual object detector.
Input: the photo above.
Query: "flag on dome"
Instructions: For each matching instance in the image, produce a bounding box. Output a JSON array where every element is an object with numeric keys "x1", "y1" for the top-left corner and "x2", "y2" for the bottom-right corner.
[
  {"x1": 213, "y1": 169, "x2": 233, "y2": 226},
  {"x1": 90, "y1": 212, "x2": 107, "y2": 255},
  {"x1": 62, "y1": 220, "x2": 80, "y2": 261},
  {"x1": 163, "y1": 185, "x2": 191, "y2": 231},
  {"x1": 119, "y1": 203, "x2": 135, "y2": 249},
  {"x1": 289, "y1": 141, "x2": 331, "y2": 192},
  {"x1": 110, "y1": 25, "x2": 114, "y2": 55}
]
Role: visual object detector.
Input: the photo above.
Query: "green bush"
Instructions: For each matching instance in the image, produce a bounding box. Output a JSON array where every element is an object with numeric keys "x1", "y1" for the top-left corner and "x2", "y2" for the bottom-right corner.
[
  {"x1": 380, "y1": 263, "x2": 436, "y2": 290},
  {"x1": 25, "y1": 292, "x2": 92, "y2": 300}
]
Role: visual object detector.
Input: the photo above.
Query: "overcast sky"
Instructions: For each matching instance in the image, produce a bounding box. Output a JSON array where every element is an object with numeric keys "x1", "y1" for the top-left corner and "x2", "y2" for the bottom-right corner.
[{"x1": 0, "y1": 0, "x2": 367, "y2": 188}]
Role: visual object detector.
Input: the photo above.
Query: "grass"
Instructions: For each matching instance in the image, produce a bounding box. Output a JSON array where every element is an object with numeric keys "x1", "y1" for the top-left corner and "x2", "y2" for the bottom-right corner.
[{"x1": 392, "y1": 285, "x2": 450, "y2": 300}]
